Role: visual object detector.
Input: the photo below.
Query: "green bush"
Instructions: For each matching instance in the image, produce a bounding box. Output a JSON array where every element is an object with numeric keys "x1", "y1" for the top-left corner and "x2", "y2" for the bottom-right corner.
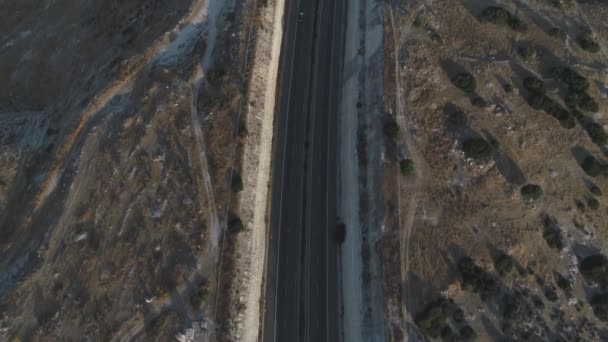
[
  {"x1": 451, "y1": 72, "x2": 477, "y2": 93},
  {"x1": 452, "y1": 307, "x2": 465, "y2": 322},
  {"x1": 503, "y1": 83, "x2": 513, "y2": 93},
  {"x1": 580, "y1": 254, "x2": 608, "y2": 287},
  {"x1": 462, "y1": 138, "x2": 493, "y2": 160},
  {"x1": 383, "y1": 120, "x2": 399, "y2": 139},
  {"x1": 447, "y1": 110, "x2": 468, "y2": 127},
  {"x1": 590, "y1": 293, "x2": 608, "y2": 321},
  {"x1": 578, "y1": 33, "x2": 601, "y2": 53},
  {"x1": 521, "y1": 184, "x2": 543, "y2": 202},
  {"x1": 399, "y1": 159, "x2": 415, "y2": 176},
  {"x1": 459, "y1": 257, "x2": 499, "y2": 301},
  {"x1": 581, "y1": 155, "x2": 603, "y2": 177},
  {"x1": 524, "y1": 77, "x2": 545, "y2": 93},
  {"x1": 414, "y1": 299, "x2": 450, "y2": 338}
]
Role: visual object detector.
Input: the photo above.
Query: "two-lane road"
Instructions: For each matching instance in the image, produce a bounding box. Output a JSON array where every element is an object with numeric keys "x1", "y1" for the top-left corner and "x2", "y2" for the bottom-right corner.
[{"x1": 262, "y1": 0, "x2": 346, "y2": 340}]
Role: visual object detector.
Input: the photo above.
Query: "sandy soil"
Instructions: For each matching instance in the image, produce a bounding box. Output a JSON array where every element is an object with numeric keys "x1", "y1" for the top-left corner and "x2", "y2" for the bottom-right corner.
[{"x1": 225, "y1": 0, "x2": 285, "y2": 340}]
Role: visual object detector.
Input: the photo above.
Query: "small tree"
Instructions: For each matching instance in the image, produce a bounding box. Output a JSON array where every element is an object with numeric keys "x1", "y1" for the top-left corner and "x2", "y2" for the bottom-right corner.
[
  {"x1": 462, "y1": 138, "x2": 492, "y2": 160},
  {"x1": 383, "y1": 120, "x2": 399, "y2": 139},
  {"x1": 591, "y1": 293, "x2": 608, "y2": 321},
  {"x1": 521, "y1": 184, "x2": 543, "y2": 202},
  {"x1": 399, "y1": 159, "x2": 415, "y2": 177},
  {"x1": 580, "y1": 254, "x2": 608, "y2": 287}
]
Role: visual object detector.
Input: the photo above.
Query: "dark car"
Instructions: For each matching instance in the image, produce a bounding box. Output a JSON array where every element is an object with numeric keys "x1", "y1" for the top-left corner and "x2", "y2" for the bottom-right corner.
[{"x1": 334, "y1": 223, "x2": 346, "y2": 244}]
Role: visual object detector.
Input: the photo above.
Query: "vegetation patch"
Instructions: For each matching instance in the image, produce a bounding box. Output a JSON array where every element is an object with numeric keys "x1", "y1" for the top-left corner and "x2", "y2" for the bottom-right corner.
[
  {"x1": 521, "y1": 184, "x2": 543, "y2": 202},
  {"x1": 542, "y1": 215, "x2": 564, "y2": 250},
  {"x1": 523, "y1": 76, "x2": 545, "y2": 94},
  {"x1": 462, "y1": 138, "x2": 492, "y2": 160},
  {"x1": 577, "y1": 32, "x2": 601, "y2": 53},
  {"x1": 458, "y1": 257, "x2": 499, "y2": 301},
  {"x1": 479, "y1": 6, "x2": 527, "y2": 32},
  {"x1": 590, "y1": 293, "x2": 608, "y2": 321},
  {"x1": 451, "y1": 72, "x2": 476, "y2": 93},
  {"x1": 580, "y1": 254, "x2": 608, "y2": 287},
  {"x1": 414, "y1": 299, "x2": 450, "y2": 338},
  {"x1": 383, "y1": 120, "x2": 400, "y2": 139},
  {"x1": 494, "y1": 252, "x2": 514, "y2": 276},
  {"x1": 399, "y1": 158, "x2": 415, "y2": 177}
]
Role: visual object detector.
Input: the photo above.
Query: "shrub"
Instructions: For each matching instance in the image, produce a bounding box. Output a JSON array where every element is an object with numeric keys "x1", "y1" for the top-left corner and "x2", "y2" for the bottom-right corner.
[
  {"x1": 399, "y1": 159, "x2": 415, "y2": 176},
  {"x1": 414, "y1": 299, "x2": 450, "y2": 338},
  {"x1": 383, "y1": 120, "x2": 399, "y2": 139},
  {"x1": 459, "y1": 257, "x2": 499, "y2": 301},
  {"x1": 462, "y1": 138, "x2": 492, "y2": 160},
  {"x1": 480, "y1": 7, "x2": 527, "y2": 32},
  {"x1": 542, "y1": 215, "x2": 564, "y2": 250},
  {"x1": 471, "y1": 96, "x2": 487, "y2": 108},
  {"x1": 590, "y1": 293, "x2": 608, "y2": 321},
  {"x1": 548, "y1": 27, "x2": 566, "y2": 39},
  {"x1": 494, "y1": 252, "x2": 514, "y2": 276},
  {"x1": 581, "y1": 155, "x2": 603, "y2": 177},
  {"x1": 517, "y1": 45, "x2": 536, "y2": 60},
  {"x1": 544, "y1": 286, "x2": 558, "y2": 302},
  {"x1": 521, "y1": 184, "x2": 543, "y2": 202},
  {"x1": 228, "y1": 216, "x2": 245, "y2": 234},
  {"x1": 524, "y1": 77, "x2": 545, "y2": 93},
  {"x1": 577, "y1": 33, "x2": 601, "y2": 53},
  {"x1": 451, "y1": 72, "x2": 476, "y2": 93},
  {"x1": 447, "y1": 110, "x2": 468, "y2": 127},
  {"x1": 579, "y1": 254, "x2": 608, "y2": 287},
  {"x1": 555, "y1": 273, "x2": 572, "y2": 291},
  {"x1": 190, "y1": 283, "x2": 208, "y2": 308},
  {"x1": 587, "y1": 197, "x2": 600, "y2": 210},
  {"x1": 503, "y1": 83, "x2": 513, "y2": 93}
]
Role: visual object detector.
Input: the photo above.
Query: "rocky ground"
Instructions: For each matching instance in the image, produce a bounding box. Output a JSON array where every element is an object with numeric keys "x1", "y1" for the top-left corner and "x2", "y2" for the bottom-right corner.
[
  {"x1": 0, "y1": 0, "x2": 256, "y2": 340},
  {"x1": 383, "y1": 0, "x2": 608, "y2": 340}
]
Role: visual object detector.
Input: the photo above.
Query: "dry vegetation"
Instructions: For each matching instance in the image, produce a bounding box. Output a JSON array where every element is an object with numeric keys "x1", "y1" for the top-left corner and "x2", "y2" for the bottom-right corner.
[
  {"x1": 0, "y1": 0, "x2": 254, "y2": 340},
  {"x1": 383, "y1": 0, "x2": 608, "y2": 340}
]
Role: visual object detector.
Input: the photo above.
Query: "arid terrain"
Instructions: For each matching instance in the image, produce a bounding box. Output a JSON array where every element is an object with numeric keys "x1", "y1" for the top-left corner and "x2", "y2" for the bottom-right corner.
[
  {"x1": 382, "y1": 0, "x2": 608, "y2": 340},
  {"x1": 0, "y1": 0, "x2": 271, "y2": 340}
]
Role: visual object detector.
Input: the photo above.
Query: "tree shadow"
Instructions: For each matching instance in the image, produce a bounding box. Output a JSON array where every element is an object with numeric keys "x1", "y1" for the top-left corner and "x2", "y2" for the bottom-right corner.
[
  {"x1": 482, "y1": 130, "x2": 527, "y2": 186},
  {"x1": 481, "y1": 314, "x2": 505, "y2": 341}
]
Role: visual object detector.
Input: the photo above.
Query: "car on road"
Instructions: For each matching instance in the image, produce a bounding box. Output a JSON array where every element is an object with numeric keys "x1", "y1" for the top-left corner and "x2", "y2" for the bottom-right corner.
[
  {"x1": 298, "y1": 11, "x2": 304, "y2": 22},
  {"x1": 334, "y1": 222, "x2": 346, "y2": 243}
]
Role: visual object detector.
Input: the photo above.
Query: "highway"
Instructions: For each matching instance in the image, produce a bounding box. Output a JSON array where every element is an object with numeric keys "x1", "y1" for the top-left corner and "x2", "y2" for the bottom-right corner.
[{"x1": 262, "y1": 0, "x2": 346, "y2": 340}]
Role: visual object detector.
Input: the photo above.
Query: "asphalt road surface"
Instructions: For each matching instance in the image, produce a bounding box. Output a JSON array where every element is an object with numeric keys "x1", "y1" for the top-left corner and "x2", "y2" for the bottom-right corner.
[{"x1": 262, "y1": 0, "x2": 346, "y2": 340}]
